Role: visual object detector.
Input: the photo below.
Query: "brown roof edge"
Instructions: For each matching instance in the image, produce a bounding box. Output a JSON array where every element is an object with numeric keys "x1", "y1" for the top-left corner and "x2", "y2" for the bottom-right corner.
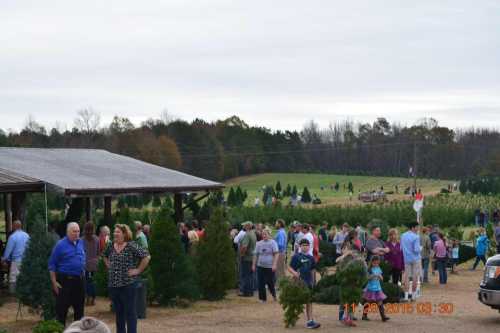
[{"x1": 65, "y1": 184, "x2": 225, "y2": 197}]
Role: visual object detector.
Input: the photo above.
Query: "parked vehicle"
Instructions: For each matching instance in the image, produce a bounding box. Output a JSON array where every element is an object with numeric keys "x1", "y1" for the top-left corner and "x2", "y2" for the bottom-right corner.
[
  {"x1": 358, "y1": 191, "x2": 387, "y2": 203},
  {"x1": 478, "y1": 254, "x2": 500, "y2": 311}
]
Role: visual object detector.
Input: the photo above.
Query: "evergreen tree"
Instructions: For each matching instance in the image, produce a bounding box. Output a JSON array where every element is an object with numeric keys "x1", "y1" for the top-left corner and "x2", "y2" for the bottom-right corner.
[
  {"x1": 275, "y1": 181, "x2": 282, "y2": 196},
  {"x1": 301, "y1": 187, "x2": 312, "y2": 203},
  {"x1": 227, "y1": 187, "x2": 236, "y2": 207},
  {"x1": 143, "y1": 193, "x2": 152, "y2": 207},
  {"x1": 348, "y1": 181, "x2": 354, "y2": 193},
  {"x1": 291, "y1": 185, "x2": 298, "y2": 197},
  {"x1": 196, "y1": 208, "x2": 236, "y2": 300},
  {"x1": 150, "y1": 206, "x2": 200, "y2": 305},
  {"x1": 152, "y1": 195, "x2": 162, "y2": 207},
  {"x1": 117, "y1": 196, "x2": 127, "y2": 209},
  {"x1": 16, "y1": 215, "x2": 58, "y2": 320},
  {"x1": 284, "y1": 184, "x2": 292, "y2": 197},
  {"x1": 235, "y1": 186, "x2": 244, "y2": 206}
]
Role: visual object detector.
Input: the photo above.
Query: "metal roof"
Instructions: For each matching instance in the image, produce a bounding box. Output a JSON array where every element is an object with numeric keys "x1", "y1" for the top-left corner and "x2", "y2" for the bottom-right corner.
[
  {"x1": 0, "y1": 167, "x2": 45, "y2": 193},
  {"x1": 0, "y1": 148, "x2": 223, "y2": 196}
]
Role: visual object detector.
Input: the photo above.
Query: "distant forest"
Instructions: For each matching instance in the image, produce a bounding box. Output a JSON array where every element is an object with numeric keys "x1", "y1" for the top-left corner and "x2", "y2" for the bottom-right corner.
[{"x1": 1, "y1": 111, "x2": 499, "y2": 181}]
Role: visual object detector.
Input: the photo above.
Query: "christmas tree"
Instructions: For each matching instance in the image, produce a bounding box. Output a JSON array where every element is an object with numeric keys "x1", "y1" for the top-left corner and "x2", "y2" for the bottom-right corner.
[
  {"x1": 149, "y1": 206, "x2": 200, "y2": 305},
  {"x1": 196, "y1": 208, "x2": 236, "y2": 300},
  {"x1": 16, "y1": 215, "x2": 58, "y2": 320},
  {"x1": 301, "y1": 187, "x2": 312, "y2": 203}
]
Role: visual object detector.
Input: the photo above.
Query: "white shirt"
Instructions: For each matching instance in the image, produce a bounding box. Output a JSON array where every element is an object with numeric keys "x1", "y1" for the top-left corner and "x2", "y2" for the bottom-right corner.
[
  {"x1": 304, "y1": 232, "x2": 314, "y2": 256},
  {"x1": 234, "y1": 230, "x2": 246, "y2": 245}
]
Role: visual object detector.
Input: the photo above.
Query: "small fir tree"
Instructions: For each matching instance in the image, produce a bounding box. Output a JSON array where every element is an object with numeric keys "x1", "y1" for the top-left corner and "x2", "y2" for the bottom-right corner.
[
  {"x1": 196, "y1": 208, "x2": 236, "y2": 300},
  {"x1": 235, "y1": 186, "x2": 245, "y2": 206},
  {"x1": 16, "y1": 215, "x2": 58, "y2": 320},
  {"x1": 275, "y1": 181, "x2": 282, "y2": 197},
  {"x1": 301, "y1": 187, "x2": 312, "y2": 203},
  {"x1": 284, "y1": 184, "x2": 292, "y2": 197},
  {"x1": 227, "y1": 187, "x2": 236, "y2": 207},
  {"x1": 150, "y1": 206, "x2": 200, "y2": 305},
  {"x1": 291, "y1": 185, "x2": 298, "y2": 197}
]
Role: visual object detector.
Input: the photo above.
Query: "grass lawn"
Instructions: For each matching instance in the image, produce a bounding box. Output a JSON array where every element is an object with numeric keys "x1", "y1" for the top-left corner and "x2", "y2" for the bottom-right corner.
[{"x1": 225, "y1": 173, "x2": 454, "y2": 206}]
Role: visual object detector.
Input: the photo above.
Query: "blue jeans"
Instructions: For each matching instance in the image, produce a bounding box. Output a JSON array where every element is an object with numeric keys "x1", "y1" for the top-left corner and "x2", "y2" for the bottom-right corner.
[
  {"x1": 240, "y1": 260, "x2": 254, "y2": 296},
  {"x1": 436, "y1": 258, "x2": 447, "y2": 284},
  {"x1": 421, "y1": 258, "x2": 430, "y2": 282},
  {"x1": 85, "y1": 271, "x2": 96, "y2": 298},
  {"x1": 109, "y1": 282, "x2": 138, "y2": 333}
]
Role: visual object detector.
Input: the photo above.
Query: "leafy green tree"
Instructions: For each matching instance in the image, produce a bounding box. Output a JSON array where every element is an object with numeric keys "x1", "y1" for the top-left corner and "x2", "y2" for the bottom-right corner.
[
  {"x1": 150, "y1": 206, "x2": 200, "y2": 305},
  {"x1": 196, "y1": 208, "x2": 236, "y2": 300},
  {"x1": 16, "y1": 216, "x2": 58, "y2": 320},
  {"x1": 301, "y1": 187, "x2": 312, "y2": 203}
]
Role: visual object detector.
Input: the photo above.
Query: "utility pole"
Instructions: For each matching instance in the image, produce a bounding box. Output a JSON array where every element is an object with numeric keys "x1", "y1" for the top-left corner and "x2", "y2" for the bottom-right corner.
[{"x1": 413, "y1": 142, "x2": 417, "y2": 190}]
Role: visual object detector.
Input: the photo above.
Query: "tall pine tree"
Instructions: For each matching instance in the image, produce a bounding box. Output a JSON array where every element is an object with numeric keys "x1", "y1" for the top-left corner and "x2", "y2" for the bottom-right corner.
[
  {"x1": 227, "y1": 187, "x2": 236, "y2": 207},
  {"x1": 150, "y1": 206, "x2": 200, "y2": 305},
  {"x1": 196, "y1": 208, "x2": 236, "y2": 300},
  {"x1": 301, "y1": 187, "x2": 312, "y2": 203},
  {"x1": 16, "y1": 215, "x2": 58, "y2": 320}
]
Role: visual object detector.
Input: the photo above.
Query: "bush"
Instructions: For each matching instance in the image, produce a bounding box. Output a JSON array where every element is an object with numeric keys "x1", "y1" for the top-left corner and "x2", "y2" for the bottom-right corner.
[
  {"x1": 379, "y1": 259, "x2": 392, "y2": 283},
  {"x1": 94, "y1": 258, "x2": 108, "y2": 297},
  {"x1": 381, "y1": 282, "x2": 403, "y2": 303},
  {"x1": 196, "y1": 208, "x2": 236, "y2": 300},
  {"x1": 16, "y1": 216, "x2": 58, "y2": 320},
  {"x1": 316, "y1": 241, "x2": 336, "y2": 276},
  {"x1": 32, "y1": 320, "x2": 64, "y2": 333},
  {"x1": 447, "y1": 226, "x2": 464, "y2": 241},
  {"x1": 312, "y1": 285, "x2": 340, "y2": 304},
  {"x1": 150, "y1": 206, "x2": 200, "y2": 305},
  {"x1": 278, "y1": 277, "x2": 312, "y2": 328},
  {"x1": 335, "y1": 257, "x2": 368, "y2": 307}
]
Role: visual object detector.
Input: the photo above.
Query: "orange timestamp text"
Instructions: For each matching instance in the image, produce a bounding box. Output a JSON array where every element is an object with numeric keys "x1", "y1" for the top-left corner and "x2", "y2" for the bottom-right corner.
[{"x1": 343, "y1": 302, "x2": 455, "y2": 315}]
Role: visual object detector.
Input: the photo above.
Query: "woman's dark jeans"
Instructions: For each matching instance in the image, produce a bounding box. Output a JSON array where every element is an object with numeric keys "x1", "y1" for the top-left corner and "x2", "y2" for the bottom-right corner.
[
  {"x1": 109, "y1": 282, "x2": 138, "y2": 333},
  {"x1": 257, "y1": 266, "x2": 276, "y2": 301},
  {"x1": 436, "y1": 258, "x2": 448, "y2": 284},
  {"x1": 85, "y1": 271, "x2": 96, "y2": 298}
]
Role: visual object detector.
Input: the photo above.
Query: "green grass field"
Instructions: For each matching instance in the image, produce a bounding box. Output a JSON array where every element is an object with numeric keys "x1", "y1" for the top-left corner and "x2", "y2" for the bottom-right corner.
[{"x1": 224, "y1": 173, "x2": 455, "y2": 206}]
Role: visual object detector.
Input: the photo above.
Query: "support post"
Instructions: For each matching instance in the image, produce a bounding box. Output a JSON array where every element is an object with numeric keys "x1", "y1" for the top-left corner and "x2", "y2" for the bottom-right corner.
[
  {"x1": 85, "y1": 197, "x2": 92, "y2": 222},
  {"x1": 3, "y1": 193, "x2": 12, "y2": 235},
  {"x1": 11, "y1": 192, "x2": 26, "y2": 228},
  {"x1": 104, "y1": 196, "x2": 112, "y2": 227},
  {"x1": 174, "y1": 193, "x2": 183, "y2": 223}
]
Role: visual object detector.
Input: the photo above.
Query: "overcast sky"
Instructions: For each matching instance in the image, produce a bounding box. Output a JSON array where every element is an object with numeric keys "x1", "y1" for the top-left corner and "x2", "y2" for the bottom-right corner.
[{"x1": 1, "y1": 0, "x2": 499, "y2": 132}]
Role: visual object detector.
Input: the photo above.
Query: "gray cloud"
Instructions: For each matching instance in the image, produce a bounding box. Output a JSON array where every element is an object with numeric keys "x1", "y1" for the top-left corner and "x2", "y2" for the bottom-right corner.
[{"x1": 1, "y1": 0, "x2": 499, "y2": 131}]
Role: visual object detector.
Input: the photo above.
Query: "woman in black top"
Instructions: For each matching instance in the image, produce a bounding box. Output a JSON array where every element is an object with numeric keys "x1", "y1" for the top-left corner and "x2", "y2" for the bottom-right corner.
[{"x1": 103, "y1": 224, "x2": 150, "y2": 333}]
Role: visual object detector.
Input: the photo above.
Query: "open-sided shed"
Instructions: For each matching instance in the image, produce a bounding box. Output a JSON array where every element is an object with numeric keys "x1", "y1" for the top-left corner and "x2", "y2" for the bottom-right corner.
[{"x1": 0, "y1": 148, "x2": 223, "y2": 234}]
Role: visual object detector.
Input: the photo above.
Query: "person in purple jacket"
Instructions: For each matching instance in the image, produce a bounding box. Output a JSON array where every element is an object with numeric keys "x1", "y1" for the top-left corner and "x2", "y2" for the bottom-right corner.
[{"x1": 385, "y1": 228, "x2": 404, "y2": 285}]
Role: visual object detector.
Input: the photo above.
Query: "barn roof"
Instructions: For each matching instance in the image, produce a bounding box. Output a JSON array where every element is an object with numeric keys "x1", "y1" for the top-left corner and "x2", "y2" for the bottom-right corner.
[{"x1": 0, "y1": 148, "x2": 223, "y2": 196}]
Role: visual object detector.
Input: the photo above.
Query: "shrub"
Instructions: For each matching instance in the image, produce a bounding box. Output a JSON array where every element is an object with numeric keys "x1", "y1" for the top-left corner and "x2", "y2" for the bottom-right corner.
[
  {"x1": 447, "y1": 225, "x2": 464, "y2": 241},
  {"x1": 379, "y1": 259, "x2": 392, "y2": 283},
  {"x1": 94, "y1": 258, "x2": 108, "y2": 297},
  {"x1": 312, "y1": 285, "x2": 340, "y2": 304},
  {"x1": 150, "y1": 206, "x2": 200, "y2": 305},
  {"x1": 16, "y1": 216, "x2": 57, "y2": 320},
  {"x1": 381, "y1": 282, "x2": 403, "y2": 303},
  {"x1": 32, "y1": 320, "x2": 64, "y2": 333},
  {"x1": 335, "y1": 257, "x2": 368, "y2": 308},
  {"x1": 278, "y1": 277, "x2": 312, "y2": 328},
  {"x1": 196, "y1": 208, "x2": 236, "y2": 300},
  {"x1": 316, "y1": 241, "x2": 336, "y2": 276}
]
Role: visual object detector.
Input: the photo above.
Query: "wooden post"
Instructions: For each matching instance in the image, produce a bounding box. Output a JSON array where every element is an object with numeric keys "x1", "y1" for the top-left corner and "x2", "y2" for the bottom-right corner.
[
  {"x1": 11, "y1": 192, "x2": 26, "y2": 227},
  {"x1": 3, "y1": 193, "x2": 12, "y2": 235},
  {"x1": 104, "y1": 196, "x2": 112, "y2": 227},
  {"x1": 174, "y1": 193, "x2": 183, "y2": 223},
  {"x1": 85, "y1": 197, "x2": 92, "y2": 222}
]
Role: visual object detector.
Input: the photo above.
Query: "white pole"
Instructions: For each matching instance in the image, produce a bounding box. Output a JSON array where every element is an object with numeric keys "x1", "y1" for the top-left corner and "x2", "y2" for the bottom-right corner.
[{"x1": 44, "y1": 183, "x2": 48, "y2": 232}]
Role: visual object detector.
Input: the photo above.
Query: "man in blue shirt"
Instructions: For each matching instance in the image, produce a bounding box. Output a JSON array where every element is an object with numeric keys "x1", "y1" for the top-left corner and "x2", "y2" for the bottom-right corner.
[
  {"x1": 274, "y1": 219, "x2": 288, "y2": 281},
  {"x1": 48, "y1": 222, "x2": 86, "y2": 326},
  {"x1": 401, "y1": 222, "x2": 422, "y2": 301},
  {"x1": 1, "y1": 220, "x2": 30, "y2": 293}
]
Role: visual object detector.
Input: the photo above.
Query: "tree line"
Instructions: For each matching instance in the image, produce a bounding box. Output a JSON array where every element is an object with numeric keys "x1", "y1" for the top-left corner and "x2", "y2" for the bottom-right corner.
[{"x1": 2, "y1": 111, "x2": 500, "y2": 180}]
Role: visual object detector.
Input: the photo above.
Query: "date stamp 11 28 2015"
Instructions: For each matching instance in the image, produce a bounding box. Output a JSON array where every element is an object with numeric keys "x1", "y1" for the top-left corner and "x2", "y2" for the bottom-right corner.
[{"x1": 344, "y1": 302, "x2": 455, "y2": 315}]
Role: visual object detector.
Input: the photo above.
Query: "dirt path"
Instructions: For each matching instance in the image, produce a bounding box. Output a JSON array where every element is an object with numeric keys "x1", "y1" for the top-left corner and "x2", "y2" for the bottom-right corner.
[{"x1": 1, "y1": 267, "x2": 499, "y2": 333}]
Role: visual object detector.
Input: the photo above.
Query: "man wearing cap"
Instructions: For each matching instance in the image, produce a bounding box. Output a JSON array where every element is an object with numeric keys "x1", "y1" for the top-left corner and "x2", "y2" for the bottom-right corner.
[{"x1": 239, "y1": 221, "x2": 257, "y2": 297}]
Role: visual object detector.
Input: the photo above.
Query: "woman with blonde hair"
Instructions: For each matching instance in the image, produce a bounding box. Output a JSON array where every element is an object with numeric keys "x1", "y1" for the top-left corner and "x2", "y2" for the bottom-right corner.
[
  {"x1": 103, "y1": 224, "x2": 150, "y2": 333},
  {"x1": 385, "y1": 228, "x2": 404, "y2": 285}
]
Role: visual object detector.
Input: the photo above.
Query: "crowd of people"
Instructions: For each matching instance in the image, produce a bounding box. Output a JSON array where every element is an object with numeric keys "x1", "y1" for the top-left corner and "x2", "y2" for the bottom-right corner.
[
  {"x1": 1, "y1": 213, "x2": 500, "y2": 331},
  {"x1": 230, "y1": 218, "x2": 500, "y2": 328}
]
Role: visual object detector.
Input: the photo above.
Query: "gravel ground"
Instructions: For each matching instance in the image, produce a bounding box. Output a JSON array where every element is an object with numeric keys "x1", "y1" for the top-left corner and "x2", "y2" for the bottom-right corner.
[{"x1": 1, "y1": 267, "x2": 499, "y2": 333}]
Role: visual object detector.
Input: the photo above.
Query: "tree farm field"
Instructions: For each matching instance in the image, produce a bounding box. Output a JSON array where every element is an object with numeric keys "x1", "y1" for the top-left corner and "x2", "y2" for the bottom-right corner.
[{"x1": 225, "y1": 173, "x2": 453, "y2": 206}]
